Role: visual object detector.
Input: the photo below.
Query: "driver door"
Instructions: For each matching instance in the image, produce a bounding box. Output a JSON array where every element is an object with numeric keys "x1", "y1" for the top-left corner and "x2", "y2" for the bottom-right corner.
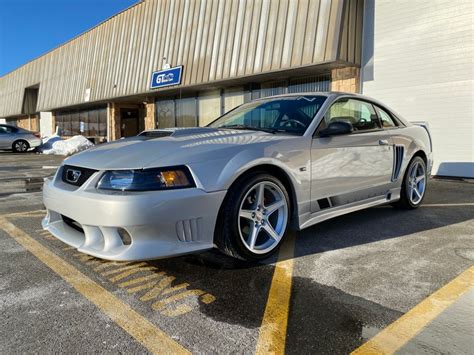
[{"x1": 310, "y1": 98, "x2": 394, "y2": 212}]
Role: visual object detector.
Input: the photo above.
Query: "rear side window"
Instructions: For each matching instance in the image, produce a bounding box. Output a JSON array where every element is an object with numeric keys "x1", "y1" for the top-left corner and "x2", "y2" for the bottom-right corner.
[
  {"x1": 325, "y1": 99, "x2": 381, "y2": 132},
  {"x1": 0, "y1": 125, "x2": 17, "y2": 133},
  {"x1": 375, "y1": 106, "x2": 397, "y2": 128}
]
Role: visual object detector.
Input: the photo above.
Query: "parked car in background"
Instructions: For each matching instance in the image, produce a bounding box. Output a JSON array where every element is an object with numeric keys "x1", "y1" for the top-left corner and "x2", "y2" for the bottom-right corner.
[
  {"x1": 42, "y1": 92, "x2": 433, "y2": 262},
  {"x1": 0, "y1": 124, "x2": 42, "y2": 152}
]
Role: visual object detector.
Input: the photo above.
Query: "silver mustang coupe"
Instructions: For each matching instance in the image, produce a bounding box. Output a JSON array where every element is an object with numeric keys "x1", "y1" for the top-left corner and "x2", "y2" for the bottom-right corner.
[{"x1": 43, "y1": 92, "x2": 433, "y2": 261}]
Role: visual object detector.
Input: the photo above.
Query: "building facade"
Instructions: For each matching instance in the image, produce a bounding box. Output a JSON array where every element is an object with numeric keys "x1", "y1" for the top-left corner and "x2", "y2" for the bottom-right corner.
[
  {"x1": 361, "y1": 0, "x2": 473, "y2": 178},
  {"x1": 0, "y1": 0, "x2": 472, "y2": 177}
]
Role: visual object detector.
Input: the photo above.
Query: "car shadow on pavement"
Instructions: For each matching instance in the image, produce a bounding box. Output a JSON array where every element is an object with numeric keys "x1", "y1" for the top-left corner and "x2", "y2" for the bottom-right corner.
[
  {"x1": 289, "y1": 179, "x2": 474, "y2": 260},
  {"x1": 285, "y1": 276, "x2": 403, "y2": 354}
]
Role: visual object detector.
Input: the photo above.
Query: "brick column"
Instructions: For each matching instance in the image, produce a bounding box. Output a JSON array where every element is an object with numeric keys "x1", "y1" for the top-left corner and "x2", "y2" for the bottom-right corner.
[
  {"x1": 107, "y1": 102, "x2": 120, "y2": 141},
  {"x1": 330, "y1": 67, "x2": 360, "y2": 93},
  {"x1": 144, "y1": 100, "x2": 156, "y2": 130}
]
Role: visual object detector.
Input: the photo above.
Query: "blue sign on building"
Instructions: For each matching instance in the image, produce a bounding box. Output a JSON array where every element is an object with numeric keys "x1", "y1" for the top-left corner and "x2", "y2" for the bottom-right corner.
[{"x1": 150, "y1": 65, "x2": 183, "y2": 89}]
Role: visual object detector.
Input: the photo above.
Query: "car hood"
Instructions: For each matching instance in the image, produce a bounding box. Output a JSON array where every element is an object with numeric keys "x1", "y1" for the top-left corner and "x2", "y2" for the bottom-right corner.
[{"x1": 64, "y1": 127, "x2": 293, "y2": 170}]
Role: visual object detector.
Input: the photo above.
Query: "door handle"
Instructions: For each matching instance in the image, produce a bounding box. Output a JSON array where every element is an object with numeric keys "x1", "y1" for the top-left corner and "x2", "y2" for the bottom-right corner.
[{"x1": 379, "y1": 139, "x2": 389, "y2": 145}]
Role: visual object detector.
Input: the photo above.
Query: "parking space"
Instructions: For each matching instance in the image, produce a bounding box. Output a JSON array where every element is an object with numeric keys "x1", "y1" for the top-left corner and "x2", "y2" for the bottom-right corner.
[{"x1": 1, "y1": 153, "x2": 473, "y2": 353}]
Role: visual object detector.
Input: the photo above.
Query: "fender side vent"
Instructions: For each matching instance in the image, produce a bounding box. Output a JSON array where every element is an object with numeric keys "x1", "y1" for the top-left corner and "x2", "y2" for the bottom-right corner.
[
  {"x1": 392, "y1": 145, "x2": 405, "y2": 181},
  {"x1": 176, "y1": 218, "x2": 202, "y2": 242},
  {"x1": 317, "y1": 198, "x2": 331, "y2": 210}
]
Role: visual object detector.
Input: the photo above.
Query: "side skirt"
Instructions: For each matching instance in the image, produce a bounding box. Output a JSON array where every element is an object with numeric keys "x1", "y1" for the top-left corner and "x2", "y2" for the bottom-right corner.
[{"x1": 299, "y1": 188, "x2": 401, "y2": 230}]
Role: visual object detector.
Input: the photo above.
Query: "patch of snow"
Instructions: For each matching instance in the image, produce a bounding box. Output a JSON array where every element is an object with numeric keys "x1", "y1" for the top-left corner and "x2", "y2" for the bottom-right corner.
[{"x1": 40, "y1": 135, "x2": 94, "y2": 156}]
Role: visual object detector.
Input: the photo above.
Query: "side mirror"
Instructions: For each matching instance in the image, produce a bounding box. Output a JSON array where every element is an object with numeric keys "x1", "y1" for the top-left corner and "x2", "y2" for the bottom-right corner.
[{"x1": 319, "y1": 121, "x2": 353, "y2": 138}]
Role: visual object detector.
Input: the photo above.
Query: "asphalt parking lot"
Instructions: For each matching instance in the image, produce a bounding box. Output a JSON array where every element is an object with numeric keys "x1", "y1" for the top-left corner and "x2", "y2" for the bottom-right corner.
[{"x1": 0, "y1": 152, "x2": 473, "y2": 354}]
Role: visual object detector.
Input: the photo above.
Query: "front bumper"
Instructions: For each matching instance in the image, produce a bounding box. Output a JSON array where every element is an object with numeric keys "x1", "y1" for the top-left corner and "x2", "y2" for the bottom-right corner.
[{"x1": 42, "y1": 176, "x2": 226, "y2": 260}]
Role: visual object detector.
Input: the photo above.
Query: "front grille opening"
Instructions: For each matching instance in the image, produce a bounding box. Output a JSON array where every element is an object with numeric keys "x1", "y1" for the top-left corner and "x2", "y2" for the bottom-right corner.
[
  {"x1": 61, "y1": 215, "x2": 84, "y2": 233},
  {"x1": 117, "y1": 228, "x2": 132, "y2": 245},
  {"x1": 61, "y1": 165, "x2": 98, "y2": 187}
]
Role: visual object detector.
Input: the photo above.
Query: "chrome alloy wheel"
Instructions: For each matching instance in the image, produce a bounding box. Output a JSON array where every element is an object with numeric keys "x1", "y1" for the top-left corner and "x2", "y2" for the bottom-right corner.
[
  {"x1": 238, "y1": 181, "x2": 288, "y2": 254},
  {"x1": 408, "y1": 160, "x2": 426, "y2": 205},
  {"x1": 14, "y1": 141, "x2": 28, "y2": 152}
]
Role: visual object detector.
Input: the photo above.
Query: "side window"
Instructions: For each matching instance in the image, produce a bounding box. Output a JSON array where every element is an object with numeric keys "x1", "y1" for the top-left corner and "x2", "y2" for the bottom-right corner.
[
  {"x1": 375, "y1": 106, "x2": 397, "y2": 128},
  {"x1": 0, "y1": 126, "x2": 14, "y2": 134},
  {"x1": 325, "y1": 99, "x2": 380, "y2": 132}
]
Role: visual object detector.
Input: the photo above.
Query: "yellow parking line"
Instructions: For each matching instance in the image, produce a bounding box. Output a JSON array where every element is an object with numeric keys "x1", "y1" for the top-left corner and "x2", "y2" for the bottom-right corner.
[
  {"x1": 352, "y1": 266, "x2": 474, "y2": 355},
  {"x1": 421, "y1": 203, "x2": 474, "y2": 207},
  {"x1": 0, "y1": 209, "x2": 45, "y2": 218},
  {"x1": 0, "y1": 217, "x2": 190, "y2": 354},
  {"x1": 256, "y1": 231, "x2": 296, "y2": 355}
]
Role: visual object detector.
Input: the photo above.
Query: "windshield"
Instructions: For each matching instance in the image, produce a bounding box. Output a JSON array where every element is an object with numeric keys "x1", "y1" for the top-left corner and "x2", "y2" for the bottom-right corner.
[{"x1": 208, "y1": 95, "x2": 326, "y2": 135}]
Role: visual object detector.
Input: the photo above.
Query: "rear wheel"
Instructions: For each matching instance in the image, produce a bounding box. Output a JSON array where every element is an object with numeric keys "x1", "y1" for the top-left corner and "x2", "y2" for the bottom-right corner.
[
  {"x1": 392, "y1": 156, "x2": 427, "y2": 209},
  {"x1": 215, "y1": 173, "x2": 290, "y2": 261},
  {"x1": 12, "y1": 140, "x2": 29, "y2": 153}
]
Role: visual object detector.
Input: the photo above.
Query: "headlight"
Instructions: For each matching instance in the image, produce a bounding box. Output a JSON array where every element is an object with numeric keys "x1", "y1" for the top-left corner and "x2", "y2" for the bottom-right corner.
[{"x1": 97, "y1": 166, "x2": 195, "y2": 191}]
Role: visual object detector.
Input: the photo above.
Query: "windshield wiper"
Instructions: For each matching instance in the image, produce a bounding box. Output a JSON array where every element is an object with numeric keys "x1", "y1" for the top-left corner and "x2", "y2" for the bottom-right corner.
[{"x1": 219, "y1": 124, "x2": 278, "y2": 134}]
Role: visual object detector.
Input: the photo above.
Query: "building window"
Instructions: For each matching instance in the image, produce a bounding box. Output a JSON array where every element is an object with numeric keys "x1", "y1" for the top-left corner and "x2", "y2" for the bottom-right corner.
[
  {"x1": 199, "y1": 90, "x2": 221, "y2": 126},
  {"x1": 176, "y1": 97, "x2": 197, "y2": 127},
  {"x1": 224, "y1": 87, "x2": 245, "y2": 112},
  {"x1": 156, "y1": 99, "x2": 175, "y2": 129},
  {"x1": 260, "y1": 81, "x2": 287, "y2": 98},
  {"x1": 152, "y1": 74, "x2": 330, "y2": 129},
  {"x1": 289, "y1": 74, "x2": 330, "y2": 93},
  {"x1": 55, "y1": 107, "x2": 107, "y2": 137}
]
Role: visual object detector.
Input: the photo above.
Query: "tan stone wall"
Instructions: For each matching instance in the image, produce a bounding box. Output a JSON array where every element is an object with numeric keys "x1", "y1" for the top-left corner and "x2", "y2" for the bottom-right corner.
[
  {"x1": 331, "y1": 67, "x2": 360, "y2": 93},
  {"x1": 107, "y1": 103, "x2": 119, "y2": 142},
  {"x1": 144, "y1": 101, "x2": 155, "y2": 130},
  {"x1": 9, "y1": 115, "x2": 39, "y2": 131}
]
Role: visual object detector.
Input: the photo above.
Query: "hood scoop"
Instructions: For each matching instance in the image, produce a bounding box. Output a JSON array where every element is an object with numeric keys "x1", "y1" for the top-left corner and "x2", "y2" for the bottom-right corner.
[
  {"x1": 168, "y1": 127, "x2": 220, "y2": 137},
  {"x1": 139, "y1": 127, "x2": 221, "y2": 139}
]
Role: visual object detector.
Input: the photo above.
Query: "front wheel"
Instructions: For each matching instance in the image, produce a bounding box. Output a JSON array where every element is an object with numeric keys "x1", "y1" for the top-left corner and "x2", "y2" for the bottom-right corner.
[
  {"x1": 392, "y1": 156, "x2": 427, "y2": 209},
  {"x1": 215, "y1": 173, "x2": 290, "y2": 261}
]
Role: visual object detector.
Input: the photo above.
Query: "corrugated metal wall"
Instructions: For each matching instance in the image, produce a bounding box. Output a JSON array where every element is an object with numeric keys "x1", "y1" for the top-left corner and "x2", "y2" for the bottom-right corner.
[{"x1": 0, "y1": 0, "x2": 363, "y2": 117}]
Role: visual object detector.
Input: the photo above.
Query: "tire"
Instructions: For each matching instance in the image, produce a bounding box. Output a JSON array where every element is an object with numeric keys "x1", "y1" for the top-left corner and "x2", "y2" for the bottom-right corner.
[
  {"x1": 12, "y1": 140, "x2": 29, "y2": 153},
  {"x1": 392, "y1": 156, "x2": 427, "y2": 209},
  {"x1": 215, "y1": 173, "x2": 291, "y2": 261}
]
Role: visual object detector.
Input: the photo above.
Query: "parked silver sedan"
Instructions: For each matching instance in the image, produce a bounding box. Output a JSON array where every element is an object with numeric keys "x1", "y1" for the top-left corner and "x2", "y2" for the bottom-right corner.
[
  {"x1": 42, "y1": 92, "x2": 433, "y2": 261},
  {"x1": 0, "y1": 124, "x2": 42, "y2": 152}
]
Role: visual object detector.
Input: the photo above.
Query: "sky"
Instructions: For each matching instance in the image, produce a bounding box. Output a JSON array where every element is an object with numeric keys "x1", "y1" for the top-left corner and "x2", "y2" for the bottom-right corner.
[{"x1": 0, "y1": 0, "x2": 138, "y2": 77}]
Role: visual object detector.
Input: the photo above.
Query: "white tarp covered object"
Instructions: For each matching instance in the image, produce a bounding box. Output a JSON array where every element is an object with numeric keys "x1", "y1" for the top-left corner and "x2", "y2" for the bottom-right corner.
[{"x1": 41, "y1": 135, "x2": 94, "y2": 156}]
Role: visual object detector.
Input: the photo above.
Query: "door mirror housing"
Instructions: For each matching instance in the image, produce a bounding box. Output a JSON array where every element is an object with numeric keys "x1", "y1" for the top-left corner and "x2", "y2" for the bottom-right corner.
[{"x1": 319, "y1": 121, "x2": 353, "y2": 138}]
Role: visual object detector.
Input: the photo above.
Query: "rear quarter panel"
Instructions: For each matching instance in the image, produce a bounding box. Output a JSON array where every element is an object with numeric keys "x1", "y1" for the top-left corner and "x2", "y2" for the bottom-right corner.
[{"x1": 388, "y1": 125, "x2": 433, "y2": 177}]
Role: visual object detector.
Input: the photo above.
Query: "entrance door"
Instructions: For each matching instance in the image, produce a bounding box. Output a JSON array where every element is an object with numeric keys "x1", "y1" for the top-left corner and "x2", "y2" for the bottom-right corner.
[{"x1": 120, "y1": 108, "x2": 140, "y2": 137}]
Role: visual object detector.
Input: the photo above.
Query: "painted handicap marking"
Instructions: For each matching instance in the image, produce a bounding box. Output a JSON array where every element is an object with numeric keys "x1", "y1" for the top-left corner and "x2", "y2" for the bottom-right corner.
[{"x1": 71, "y1": 253, "x2": 216, "y2": 317}]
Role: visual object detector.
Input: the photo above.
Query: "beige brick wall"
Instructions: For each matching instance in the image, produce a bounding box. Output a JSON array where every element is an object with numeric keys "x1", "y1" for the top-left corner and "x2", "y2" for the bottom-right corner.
[{"x1": 331, "y1": 67, "x2": 360, "y2": 93}]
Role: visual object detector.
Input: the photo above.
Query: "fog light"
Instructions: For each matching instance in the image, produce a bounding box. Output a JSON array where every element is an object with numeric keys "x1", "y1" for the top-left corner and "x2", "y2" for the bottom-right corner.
[{"x1": 117, "y1": 228, "x2": 132, "y2": 245}]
